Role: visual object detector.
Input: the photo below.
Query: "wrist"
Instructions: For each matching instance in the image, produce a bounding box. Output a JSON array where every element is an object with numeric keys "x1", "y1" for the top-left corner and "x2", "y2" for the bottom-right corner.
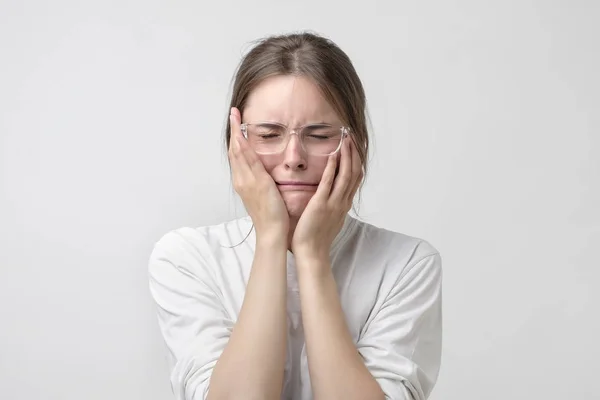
[
  {"x1": 294, "y1": 252, "x2": 331, "y2": 273},
  {"x1": 256, "y1": 230, "x2": 288, "y2": 250},
  {"x1": 292, "y1": 245, "x2": 328, "y2": 261}
]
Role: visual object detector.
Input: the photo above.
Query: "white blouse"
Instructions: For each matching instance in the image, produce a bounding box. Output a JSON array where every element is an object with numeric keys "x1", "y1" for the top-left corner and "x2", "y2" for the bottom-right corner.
[{"x1": 148, "y1": 214, "x2": 443, "y2": 400}]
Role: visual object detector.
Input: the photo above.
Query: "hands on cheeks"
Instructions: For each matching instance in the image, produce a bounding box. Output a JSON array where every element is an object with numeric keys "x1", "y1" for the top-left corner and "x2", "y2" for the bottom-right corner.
[
  {"x1": 228, "y1": 107, "x2": 289, "y2": 239},
  {"x1": 228, "y1": 105, "x2": 363, "y2": 255},
  {"x1": 291, "y1": 134, "x2": 364, "y2": 262}
]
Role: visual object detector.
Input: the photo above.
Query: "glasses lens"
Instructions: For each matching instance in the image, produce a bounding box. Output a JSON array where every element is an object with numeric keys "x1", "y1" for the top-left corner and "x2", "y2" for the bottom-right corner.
[
  {"x1": 245, "y1": 124, "x2": 344, "y2": 155},
  {"x1": 301, "y1": 125, "x2": 343, "y2": 156},
  {"x1": 246, "y1": 123, "x2": 287, "y2": 154}
]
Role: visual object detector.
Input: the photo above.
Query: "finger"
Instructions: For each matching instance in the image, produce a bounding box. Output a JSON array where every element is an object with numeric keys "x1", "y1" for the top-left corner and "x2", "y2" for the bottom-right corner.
[
  {"x1": 229, "y1": 114, "x2": 242, "y2": 156},
  {"x1": 230, "y1": 107, "x2": 243, "y2": 145},
  {"x1": 229, "y1": 114, "x2": 254, "y2": 187},
  {"x1": 231, "y1": 106, "x2": 241, "y2": 120},
  {"x1": 314, "y1": 152, "x2": 337, "y2": 200},
  {"x1": 229, "y1": 110, "x2": 270, "y2": 180},
  {"x1": 227, "y1": 112, "x2": 238, "y2": 164},
  {"x1": 330, "y1": 136, "x2": 352, "y2": 202},
  {"x1": 346, "y1": 137, "x2": 363, "y2": 201},
  {"x1": 228, "y1": 109, "x2": 239, "y2": 156},
  {"x1": 230, "y1": 109, "x2": 251, "y2": 158}
]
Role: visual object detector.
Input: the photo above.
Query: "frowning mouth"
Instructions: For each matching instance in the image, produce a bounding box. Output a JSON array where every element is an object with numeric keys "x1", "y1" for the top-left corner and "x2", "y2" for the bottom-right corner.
[
  {"x1": 275, "y1": 181, "x2": 319, "y2": 191},
  {"x1": 276, "y1": 181, "x2": 318, "y2": 186}
]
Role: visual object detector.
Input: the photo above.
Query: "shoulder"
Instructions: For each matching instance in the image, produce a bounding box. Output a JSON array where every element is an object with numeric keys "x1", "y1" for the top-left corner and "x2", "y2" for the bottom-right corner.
[
  {"x1": 148, "y1": 216, "x2": 253, "y2": 278},
  {"x1": 345, "y1": 217, "x2": 442, "y2": 281},
  {"x1": 152, "y1": 216, "x2": 253, "y2": 252}
]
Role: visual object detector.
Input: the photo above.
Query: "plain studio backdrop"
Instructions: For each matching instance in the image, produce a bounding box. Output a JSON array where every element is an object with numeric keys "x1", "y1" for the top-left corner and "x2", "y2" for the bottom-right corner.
[{"x1": 1, "y1": 1, "x2": 598, "y2": 399}]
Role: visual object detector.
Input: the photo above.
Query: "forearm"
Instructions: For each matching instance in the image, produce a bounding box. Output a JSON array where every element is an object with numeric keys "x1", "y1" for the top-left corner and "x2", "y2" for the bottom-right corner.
[
  {"x1": 208, "y1": 236, "x2": 288, "y2": 400},
  {"x1": 296, "y1": 257, "x2": 384, "y2": 400}
]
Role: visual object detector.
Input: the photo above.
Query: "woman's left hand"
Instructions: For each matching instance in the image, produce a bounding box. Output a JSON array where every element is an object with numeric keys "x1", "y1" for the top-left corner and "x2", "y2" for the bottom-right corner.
[{"x1": 291, "y1": 135, "x2": 364, "y2": 263}]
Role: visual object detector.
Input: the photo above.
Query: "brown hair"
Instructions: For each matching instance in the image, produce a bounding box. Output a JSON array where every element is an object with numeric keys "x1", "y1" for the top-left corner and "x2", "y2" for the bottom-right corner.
[{"x1": 223, "y1": 31, "x2": 371, "y2": 201}]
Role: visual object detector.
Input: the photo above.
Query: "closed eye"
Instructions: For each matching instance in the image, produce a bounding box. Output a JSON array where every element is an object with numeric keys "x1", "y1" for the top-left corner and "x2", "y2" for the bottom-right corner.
[
  {"x1": 251, "y1": 123, "x2": 286, "y2": 138},
  {"x1": 303, "y1": 125, "x2": 339, "y2": 139},
  {"x1": 307, "y1": 134, "x2": 331, "y2": 140}
]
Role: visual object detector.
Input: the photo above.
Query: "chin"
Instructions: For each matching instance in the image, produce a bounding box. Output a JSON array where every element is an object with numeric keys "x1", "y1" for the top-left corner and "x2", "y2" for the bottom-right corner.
[{"x1": 282, "y1": 192, "x2": 313, "y2": 219}]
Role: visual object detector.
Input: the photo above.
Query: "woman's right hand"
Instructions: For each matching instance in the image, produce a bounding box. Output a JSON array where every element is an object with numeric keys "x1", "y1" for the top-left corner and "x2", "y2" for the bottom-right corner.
[{"x1": 228, "y1": 107, "x2": 290, "y2": 240}]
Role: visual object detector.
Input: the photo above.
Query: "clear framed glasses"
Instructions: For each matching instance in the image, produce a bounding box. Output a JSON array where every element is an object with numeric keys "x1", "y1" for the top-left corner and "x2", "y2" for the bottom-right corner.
[{"x1": 240, "y1": 121, "x2": 350, "y2": 156}]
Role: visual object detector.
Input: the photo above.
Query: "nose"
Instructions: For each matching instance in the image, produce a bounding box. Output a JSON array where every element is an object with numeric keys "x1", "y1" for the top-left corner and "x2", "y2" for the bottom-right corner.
[{"x1": 283, "y1": 133, "x2": 307, "y2": 171}]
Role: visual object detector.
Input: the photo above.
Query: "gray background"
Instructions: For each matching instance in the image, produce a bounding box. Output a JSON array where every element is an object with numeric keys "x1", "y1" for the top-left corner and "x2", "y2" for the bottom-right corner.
[{"x1": 1, "y1": 0, "x2": 598, "y2": 399}]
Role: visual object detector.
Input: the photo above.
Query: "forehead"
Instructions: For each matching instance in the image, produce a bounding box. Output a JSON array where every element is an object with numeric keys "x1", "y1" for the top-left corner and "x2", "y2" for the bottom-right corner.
[{"x1": 243, "y1": 75, "x2": 340, "y2": 123}]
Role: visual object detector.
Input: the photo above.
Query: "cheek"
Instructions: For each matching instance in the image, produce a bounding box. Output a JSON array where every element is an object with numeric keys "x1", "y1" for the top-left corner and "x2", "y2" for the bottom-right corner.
[
  {"x1": 257, "y1": 154, "x2": 277, "y2": 173},
  {"x1": 310, "y1": 157, "x2": 331, "y2": 177}
]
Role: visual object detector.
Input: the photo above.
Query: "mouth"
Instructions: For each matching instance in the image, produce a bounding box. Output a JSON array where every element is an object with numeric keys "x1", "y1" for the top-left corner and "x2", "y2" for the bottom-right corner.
[
  {"x1": 276, "y1": 181, "x2": 318, "y2": 186},
  {"x1": 276, "y1": 181, "x2": 319, "y2": 191}
]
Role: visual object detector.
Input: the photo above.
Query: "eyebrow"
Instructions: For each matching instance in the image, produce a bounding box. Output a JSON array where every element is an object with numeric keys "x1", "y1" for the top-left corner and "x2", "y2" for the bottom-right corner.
[{"x1": 254, "y1": 121, "x2": 334, "y2": 126}]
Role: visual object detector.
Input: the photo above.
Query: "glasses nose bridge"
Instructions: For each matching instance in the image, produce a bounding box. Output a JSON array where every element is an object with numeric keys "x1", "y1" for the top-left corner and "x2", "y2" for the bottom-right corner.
[
  {"x1": 287, "y1": 126, "x2": 302, "y2": 137},
  {"x1": 282, "y1": 126, "x2": 305, "y2": 152}
]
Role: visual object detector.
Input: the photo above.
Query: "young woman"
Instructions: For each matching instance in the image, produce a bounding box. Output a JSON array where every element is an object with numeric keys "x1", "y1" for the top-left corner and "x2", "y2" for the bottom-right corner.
[{"x1": 149, "y1": 32, "x2": 443, "y2": 400}]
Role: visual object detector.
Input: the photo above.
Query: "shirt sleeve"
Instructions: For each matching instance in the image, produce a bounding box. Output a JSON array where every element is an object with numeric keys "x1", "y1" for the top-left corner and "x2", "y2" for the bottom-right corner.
[
  {"x1": 356, "y1": 252, "x2": 443, "y2": 400},
  {"x1": 148, "y1": 230, "x2": 233, "y2": 400}
]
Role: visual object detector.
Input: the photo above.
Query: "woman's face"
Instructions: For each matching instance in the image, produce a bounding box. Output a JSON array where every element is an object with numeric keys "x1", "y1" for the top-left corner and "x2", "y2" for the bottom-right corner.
[{"x1": 242, "y1": 75, "x2": 342, "y2": 219}]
